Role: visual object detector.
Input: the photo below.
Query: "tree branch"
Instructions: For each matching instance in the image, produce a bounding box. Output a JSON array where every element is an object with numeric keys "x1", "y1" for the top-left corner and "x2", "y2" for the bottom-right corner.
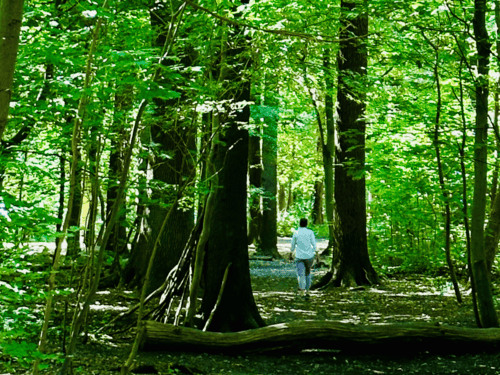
[{"x1": 184, "y1": 0, "x2": 369, "y2": 44}]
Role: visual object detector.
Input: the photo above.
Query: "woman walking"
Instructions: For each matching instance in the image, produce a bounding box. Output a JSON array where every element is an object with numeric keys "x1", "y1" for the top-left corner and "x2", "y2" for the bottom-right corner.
[{"x1": 291, "y1": 218, "x2": 316, "y2": 299}]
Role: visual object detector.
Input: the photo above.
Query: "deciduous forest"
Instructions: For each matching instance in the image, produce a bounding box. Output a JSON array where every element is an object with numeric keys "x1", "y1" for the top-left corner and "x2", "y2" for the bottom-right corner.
[{"x1": 3, "y1": 0, "x2": 500, "y2": 374}]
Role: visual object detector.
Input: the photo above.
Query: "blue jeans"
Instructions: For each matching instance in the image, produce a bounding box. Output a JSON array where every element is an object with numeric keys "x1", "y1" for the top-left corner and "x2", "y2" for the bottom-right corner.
[{"x1": 295, "y1": 258, "x2": 314, "y2": 290}]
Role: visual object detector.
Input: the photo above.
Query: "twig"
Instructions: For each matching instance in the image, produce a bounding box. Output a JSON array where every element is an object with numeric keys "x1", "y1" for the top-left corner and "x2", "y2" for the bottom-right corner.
[{"x1": 173, "y1": 275, "x2": 189, "y2": 326}]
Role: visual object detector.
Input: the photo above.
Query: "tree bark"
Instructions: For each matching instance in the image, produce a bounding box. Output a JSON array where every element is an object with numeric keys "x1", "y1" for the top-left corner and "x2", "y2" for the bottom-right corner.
[
  {"x1": 287, "y1": 175, "x2": 294, "y2": 210},
  {"x1": 141, "y1": 320, "x2": 500, "y2": 354},
  {"x1": 456, "y1": 59, "x2": 481, "y2": 326},
  {"x1": 0, "y1": 0, "x2": 24, "y2": 141},
  {"x1": 198, "y1": 102, "x2": 265, "y2": 332},
  {"x1": 330, "y1": 0, "x2": 378, "y2": 287},
  {"x1": 305, "y1": 50, "x2": 334, "y2": 246},
  {"x1": 470, "y1": 0, "x2": 498, "y2": 328},
  {"x1": 248, "y1": 128, "x2": 262, "y2": 246},
  {"x1": 278, "y1": 182, "x2": 287, "y2": 214},
  {"x1": 260, "y1": 92, "x2": 279, "y2": 258},
  {"x1": 124, "y1": 4, "x2": 195, "y2": 295},
  {"x1": 312, "y1": 179, "x2": 324, "y2": 225},
  {"x1": 196, "y1": 2, "x2": 265, "y2": 330},
  {"x1": 66, "y1": 136, "x2": 83, "y2": 257},
  {"x1": 106, "y1": 83, "x2": 132, "y2": 256},
  {"x1": 323, "y1": 48, "x2": 336, "y2": 252}
]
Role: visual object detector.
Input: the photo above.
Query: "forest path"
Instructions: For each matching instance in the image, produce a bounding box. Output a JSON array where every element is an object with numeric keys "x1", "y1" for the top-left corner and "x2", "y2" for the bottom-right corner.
[
  {"x1": 71, "y1": 261, "x2": 500, "y2": 375},
  {"x1": 27, "y1": 244, "x2": 500, "y2": 375}
]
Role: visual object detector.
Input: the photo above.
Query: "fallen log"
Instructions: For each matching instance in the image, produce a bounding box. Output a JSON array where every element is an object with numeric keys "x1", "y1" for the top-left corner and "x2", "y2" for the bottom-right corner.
[{"x1": 140, "y1": 320, "x2": 500, "y2": 354}]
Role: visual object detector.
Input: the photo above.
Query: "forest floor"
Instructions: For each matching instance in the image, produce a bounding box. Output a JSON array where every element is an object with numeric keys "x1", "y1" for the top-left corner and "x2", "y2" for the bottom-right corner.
[{"x1": 5, "y1": 239, "x2": 500, "y2": 374}]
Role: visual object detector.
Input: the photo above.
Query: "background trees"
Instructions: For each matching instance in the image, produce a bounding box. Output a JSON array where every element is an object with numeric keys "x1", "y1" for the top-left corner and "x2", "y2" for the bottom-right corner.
[{"x1": 3, "y1": 0, "x2": 500, "y2": 370}]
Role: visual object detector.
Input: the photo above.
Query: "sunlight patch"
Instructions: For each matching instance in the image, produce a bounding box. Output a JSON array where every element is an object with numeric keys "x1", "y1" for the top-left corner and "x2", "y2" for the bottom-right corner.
[
  {"x1": 90, "y1": 304, "x2": 128, "y2": 312},
  {"x1": 338, "y1": 318, "x2": 360, "y2": 324},
  {"x1": 369, "y1": 289, "x2": 387, "y2": 294},
  {"x1": 417, "y1": 314, "x2": 431, "y2": 321},
  {"x1": 290, "y1": 309, "x2": 316, "y2": 315}
]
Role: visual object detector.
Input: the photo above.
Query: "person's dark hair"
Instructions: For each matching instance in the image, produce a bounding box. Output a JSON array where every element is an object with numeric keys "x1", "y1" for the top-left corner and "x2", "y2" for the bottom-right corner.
[{"x1": 299, "y1": 218, "x2": 308, "y2": 227}]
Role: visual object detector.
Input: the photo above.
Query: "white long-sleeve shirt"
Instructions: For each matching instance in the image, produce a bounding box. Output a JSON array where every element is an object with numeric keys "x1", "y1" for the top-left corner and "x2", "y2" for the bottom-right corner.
[{"x1": 291, "y1": 227, "x2": 316, "y2": 259}]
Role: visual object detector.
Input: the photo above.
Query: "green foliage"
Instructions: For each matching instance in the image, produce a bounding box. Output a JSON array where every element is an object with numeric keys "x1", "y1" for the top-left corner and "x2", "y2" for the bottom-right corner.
[
  {"x1": 0, "y1": 245, "x2": 51, "y2": 370},
  {"x1": 2, "y1": 1, "x2": 500, "y2": 371}
]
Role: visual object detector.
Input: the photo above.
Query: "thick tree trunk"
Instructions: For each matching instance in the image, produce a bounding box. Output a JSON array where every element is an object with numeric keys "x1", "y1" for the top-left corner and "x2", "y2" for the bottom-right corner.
[
  {"x1": 125, "y1": 123, "x2": 195, "y2": 295},
  {"x1": 196, "y1": 4, "x2": 265, "y2": 330},
  {"x1": 0, "y1": 0, "x2": 24, "y2": 141},
  {"x1": 198, "y1": 102, "x2": 265, "y2": 332},
  {"x1": 123, "y1": 5, "x2": 195, "y2": 295},
  {"x1": 248, "y1": 129, "x2": 262, "y2": 246},
  {"x1": 141, "y1": 320, "x2": 500, "y2": 354},
  {"x1": 471, "y1": 0, "x2": 499, "y2": 328},
  {"x1": 331, "y1": 0, "x2": 378, "y2": 287}
]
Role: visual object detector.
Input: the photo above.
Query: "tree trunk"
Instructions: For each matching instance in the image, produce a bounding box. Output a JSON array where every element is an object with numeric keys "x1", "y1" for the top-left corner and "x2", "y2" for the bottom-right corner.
[
  {"x1": 106, "y1": 84, "x2": 132, "y2": 256},
  {"x1": 287, "y1": 172, "x2": 294, "y2": 210},
  {"x1": 260, "y1": 90, "x2": 279, "y2": 258},
  {"x1": 248, "y1": 128, "x2": 262, "y2": 246},
  {"x1": 85, "y1": 123, "x2": 101, "y2": 251},
  {"x1": 425, "y1": 41, "x2": 462, "y2": 303},
  {"x1": 141, "y1": 320, "x2": 500, "y2": 354},
  {"x1": 66, "y1": 142, "x2": 83, "y2": 257},
  {"x1": 457, "y1": 58, "x2": 481, "y2": 326},
  {"x1": 490, "y1": 85, "x2": 499, "y2": 209},
  {"x1": 312, "y1": 179, "x2": 324, "y2": 225},
  {"x1": 198, "y1": 102, "x2": 265, "y2": 332},
  {"x1": 305, "y1": 50, "x2": 334, "y2": 245},
  {"x1": 470, "y1": 0, "x2": 499, "y2": 328},
  {"x1": 0, "y1": 0, "x2": 24, "y2": 141},
  {"x1": 197, "y1": 111, "x2": 213, "y2": 220},
  {"x1": 123, "y1": 5, "x2": 195, "y2": 295},
  {"x1": 196, "y1": 3, "x2": 265, "y2": 331},
  {"x1": 323, "y1": 48, "x2": 335, "y2": 252},
  {"x1": 330, "y1": 0, "x2": 378, "y2": 287},
  {"x1": 278, "y1": 182, "x2": 287, "y2": 214}
]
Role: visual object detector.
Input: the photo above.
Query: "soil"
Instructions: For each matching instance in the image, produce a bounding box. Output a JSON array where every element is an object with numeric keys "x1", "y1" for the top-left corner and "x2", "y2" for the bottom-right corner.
[{"x1": 6, "y1": 241, "x2": 500, "y2": 375}]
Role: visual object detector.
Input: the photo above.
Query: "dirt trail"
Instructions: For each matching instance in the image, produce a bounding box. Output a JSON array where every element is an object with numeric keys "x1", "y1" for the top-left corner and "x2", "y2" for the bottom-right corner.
[{"x1": 59, "y1": 260, "x2": 500, "y2": 375}]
